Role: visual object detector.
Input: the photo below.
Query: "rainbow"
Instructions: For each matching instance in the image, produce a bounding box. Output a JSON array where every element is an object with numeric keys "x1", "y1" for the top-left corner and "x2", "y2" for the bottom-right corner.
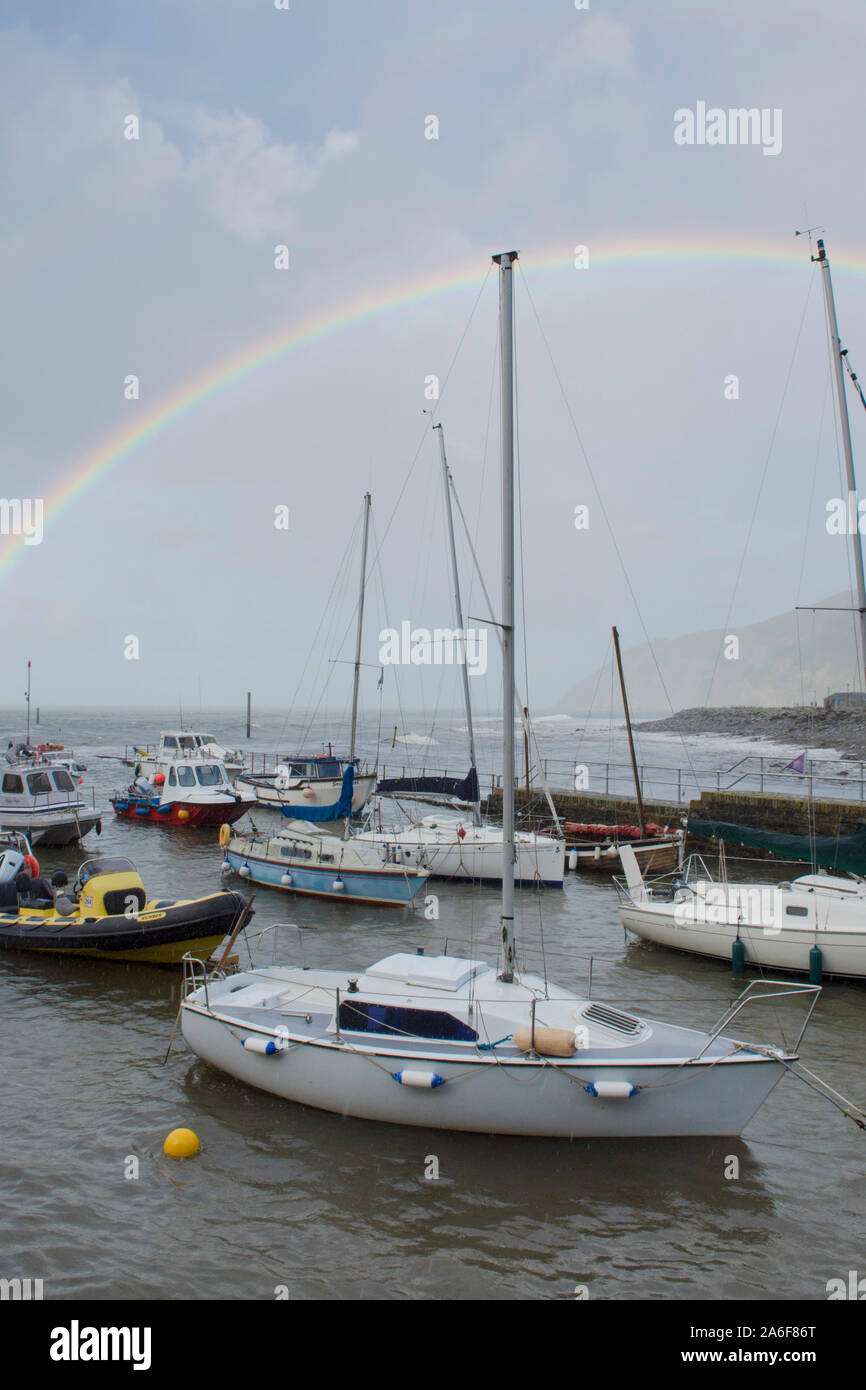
[{"x1": 2, "y1": 232, "x2": 863, "y2": 581}]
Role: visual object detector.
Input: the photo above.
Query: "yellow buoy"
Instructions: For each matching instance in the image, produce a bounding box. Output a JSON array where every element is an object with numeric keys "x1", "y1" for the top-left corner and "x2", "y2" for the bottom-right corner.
[
  {"x1": 163, "y1": 1127, "x2": 200, "y2": 1158},
  {"x1": 177, "y1": 809, "x2": 190, "y2": 821},
  {"x1": 219, "y1": 823, "x2": 231, "y2": 847}
]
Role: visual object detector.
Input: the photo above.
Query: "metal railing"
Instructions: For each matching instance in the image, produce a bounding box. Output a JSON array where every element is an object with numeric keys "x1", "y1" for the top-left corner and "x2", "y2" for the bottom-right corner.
[{"x1": 178, "y1": 947, "x2": 819, "y2": 1058}]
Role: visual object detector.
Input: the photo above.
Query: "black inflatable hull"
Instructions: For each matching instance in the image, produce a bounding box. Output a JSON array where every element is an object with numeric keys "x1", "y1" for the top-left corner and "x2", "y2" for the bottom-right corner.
[{"x1": 0, "y1": 890, "x2": 250, "y2": 964}]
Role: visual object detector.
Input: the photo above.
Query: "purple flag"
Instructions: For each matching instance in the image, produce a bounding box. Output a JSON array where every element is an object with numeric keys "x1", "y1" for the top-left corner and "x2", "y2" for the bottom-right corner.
[{"x1": 784, "y1": 752, "x2": 806, "y2": 773}]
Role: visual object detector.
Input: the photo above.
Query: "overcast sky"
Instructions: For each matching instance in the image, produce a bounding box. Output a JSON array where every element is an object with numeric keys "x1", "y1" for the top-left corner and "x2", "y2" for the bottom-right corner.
[{"x1": 1, "y1": 0, "x2": 865, "y2": 718}]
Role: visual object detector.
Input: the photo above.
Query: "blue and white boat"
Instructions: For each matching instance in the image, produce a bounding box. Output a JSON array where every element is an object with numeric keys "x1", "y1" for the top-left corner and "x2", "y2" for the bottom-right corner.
[
  {"x1": 234, "y1": 759, "x2": 376, "y2": 821},
  {"x1": 220, "y1": 820, "x2": 429, "y2": 907}
]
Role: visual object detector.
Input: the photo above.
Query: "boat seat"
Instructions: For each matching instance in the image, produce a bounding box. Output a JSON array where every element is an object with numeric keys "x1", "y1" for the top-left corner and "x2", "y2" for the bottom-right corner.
[
  {"x1": 103, "y1": 886, "x2": 146, "y2": 914},
  {"x1": 0, "y1": 880, "x2": 17, "y2": 910}
]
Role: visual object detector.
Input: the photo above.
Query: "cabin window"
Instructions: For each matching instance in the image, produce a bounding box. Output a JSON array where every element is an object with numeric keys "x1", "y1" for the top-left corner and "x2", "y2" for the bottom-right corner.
[
  {"x1": 1, "y1": 775, "x2": 23, "y2": 794},
  {"x1": 168, "y1": 768, "x2": 177, "y2": 786},
  {"x1": 52, "y1": 770, "x2": 75, "y2": 791},
  {"x1": 27, "y1": 772, "x2": 52, "y2": 794},
  {"x1": 338, "y1": 1001, "x2": 478, "y2": 1043},
  {"x1": 785, "y1": 905, "x2": 809, "y2": 917},
  {"x1": 202, "y1": 736, "x2": 216, "y2": 745},
  {"x1": 164, "y1": 737, "x2": 178, "y2": 751},
  {"x1": 179, "y1": 737, "x2": 195, "y2": 751},
  {"x1": 196, "y1": 766, "x2": 222, "y2": 786},
  {"x1": 288, "y1": 763, "x2": 307, "y2": 777},
  {"x1": 317, "y1": 761, "x2": 340, "y2": 779},
  {"x1": 280, "y1": 844, "x2": 311, "y2": 860},
  {"x1": 177, "y1": 766, "x2": 196, "y2": 787}
]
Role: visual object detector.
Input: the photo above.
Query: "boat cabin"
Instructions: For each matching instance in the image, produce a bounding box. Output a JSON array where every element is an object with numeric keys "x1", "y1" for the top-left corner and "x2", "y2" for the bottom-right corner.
[
  {"x1": 278, "y1": 755, "x2": 355, "y2": 781},
  {"x1": 0, "y1": 765, "x2": 83, "y2": 806}
]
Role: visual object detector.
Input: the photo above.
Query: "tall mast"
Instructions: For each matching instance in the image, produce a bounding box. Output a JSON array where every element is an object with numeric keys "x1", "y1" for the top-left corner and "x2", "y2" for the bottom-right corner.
[
  {"x1": 349, "y1": 492, "x2": 372, "y2": 763},
  {"x1": 814, "y1": 238, "x2": 866, "y2": 688},
  {"x1": 612, "y1": 626, "x2": 645, "y2": 836},
  {"x1": 494, "y1": 251, "x2": 518, "y2": 982},
  {"x1": 435, "y1": 423, "x2": 481, "y2": 826},
  {"x1": 25, "y1": 660, "x2": 31, "y2": 746}
]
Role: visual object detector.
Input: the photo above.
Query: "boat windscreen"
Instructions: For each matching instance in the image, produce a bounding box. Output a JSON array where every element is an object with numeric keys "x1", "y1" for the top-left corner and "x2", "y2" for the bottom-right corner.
[
  {"x1": 79, "y1": 857, "x2": 136, "y2": 882},
  {"x1": 196, "y1": 765, "x2": 223, "y2": 786}
]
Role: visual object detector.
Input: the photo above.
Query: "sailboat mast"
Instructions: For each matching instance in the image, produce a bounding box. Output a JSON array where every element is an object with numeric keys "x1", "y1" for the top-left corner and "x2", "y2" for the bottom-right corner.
[
  {"x1": 814, "y1": 238, "x2": 866, "y2": 688},
  {"x1": 349, "y1": 492, "x2": 372, "y2": 763},
  {"x1": 435, "y1": 424, "x2": 481, "y2": 826},
  {"x1": 25, "y1": 660, "x2": 31, "y2": 746},
  {"x1": 494, "y1": 251, "x2": 518, "y2": 982},
  {"x1": 612, "y1": 626, "x2": 645, "y2": 836}
]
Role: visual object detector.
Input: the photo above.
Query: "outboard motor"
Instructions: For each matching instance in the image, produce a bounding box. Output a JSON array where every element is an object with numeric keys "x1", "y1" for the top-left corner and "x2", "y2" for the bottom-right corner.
[{"x1": 0, "y1": 850, "x2": 25, "y2": 884}]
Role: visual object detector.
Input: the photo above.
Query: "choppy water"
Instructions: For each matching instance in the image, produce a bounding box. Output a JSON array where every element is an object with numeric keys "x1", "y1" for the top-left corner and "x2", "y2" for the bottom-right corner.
[{"x1": 1, "y1": 708, "x2": 864, "y2": 1300}]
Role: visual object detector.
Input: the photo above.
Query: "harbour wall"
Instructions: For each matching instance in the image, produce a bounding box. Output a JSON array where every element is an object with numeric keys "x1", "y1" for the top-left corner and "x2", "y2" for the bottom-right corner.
[{"x1": 484, "y1": 787, "x2": 866, "y2": 853}]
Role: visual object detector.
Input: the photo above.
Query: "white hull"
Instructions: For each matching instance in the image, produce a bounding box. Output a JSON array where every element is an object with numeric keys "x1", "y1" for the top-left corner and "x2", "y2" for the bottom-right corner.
[
  {"x1": 182, "y1": 1006, "x2": 786, "y2": 1137},
  {"x1": 617, "y1": 849, "x2": 866, "y2": 979},
  {"x1": 180, "y1": 955, "x2": 801, "y2": 1138},
  {"x1": 354, "y1": 823, "x2": 564, "y2": 886},
  {"x1": 236, "y1": 772, "x2": 376, "y2": 814},
  {"x1": 0, "y1": 806, "x2": 102, "y2": 847},
  {"x1": 620, "y1": 904, "x2": 866, "y2": 979}
]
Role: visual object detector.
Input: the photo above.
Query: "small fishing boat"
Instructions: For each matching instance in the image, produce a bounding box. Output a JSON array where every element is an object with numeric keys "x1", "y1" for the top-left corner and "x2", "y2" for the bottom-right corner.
[
  {"x1": 236, "y1": 757, "x2": 376, "y2": 819},
  {"x1": 220, "y1": 821, "x2": 430, "y2": 906},
  {"x1": 123, "y1": 731, "x2": 246, "y2": 778},
  {"x1": 0, "y1": 747, "x2": 102, "y2": 846},
  {"x1": 0, "y1": 853, "x2": 252, "y2": 964},
  {"x1": 112, "y1": 757, "x2": 253, "y2": 827}
]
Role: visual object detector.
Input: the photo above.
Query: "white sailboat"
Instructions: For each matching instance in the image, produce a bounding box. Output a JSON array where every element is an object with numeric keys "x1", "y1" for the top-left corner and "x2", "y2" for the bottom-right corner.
[
  {"x1": 355, "y1": 425, "x2": 564, "y2": 888},
  {"x1": 618, "y1": 844, "x2": 866, "y2": 980},
  {"x1": 618, "y1": 236, "x2": 866, "y2": 982},
  {"x1": 180, "y1": 251, "x2": 818, "y2": 1138}
]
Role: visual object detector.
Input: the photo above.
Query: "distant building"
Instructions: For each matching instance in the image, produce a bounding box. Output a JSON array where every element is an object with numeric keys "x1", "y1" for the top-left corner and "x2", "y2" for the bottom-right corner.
[{"x1": 823, "y1": 691, "x2": 866, "y2": 709}]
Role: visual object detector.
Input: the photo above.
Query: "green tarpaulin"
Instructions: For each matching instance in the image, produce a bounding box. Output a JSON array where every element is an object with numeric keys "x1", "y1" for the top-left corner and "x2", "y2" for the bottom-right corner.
[{"x1": 687, "y1": 817, "x2": 866, "y2": 877}]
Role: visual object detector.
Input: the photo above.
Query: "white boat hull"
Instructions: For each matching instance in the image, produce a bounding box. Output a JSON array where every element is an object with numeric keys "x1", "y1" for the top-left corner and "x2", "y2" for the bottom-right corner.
[
  {"x1": 621, "y1": 904, "x2": 866, "y2": 979},
  {"x1": 0, "y1": 806, "x2": 102, "y2": 847},
  {"x1": 354, "y1": 825, "x2": 565, "y2": 887},
  {"x1": 182, "y1": 1005, "x2": 786, "y2": 1137},
  {"x1": 236, "y1": 772, "x2": 376, "y2": 815}
]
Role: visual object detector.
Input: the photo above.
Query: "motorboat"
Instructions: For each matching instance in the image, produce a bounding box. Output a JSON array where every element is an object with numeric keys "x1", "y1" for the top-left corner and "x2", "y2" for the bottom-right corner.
[
  {"x1": 124, "y1": 731, "x2": 245, "y2": 777},
  {"x1": 180, "y1": 251, "x2": 818, "y2": 1138},
  {"x1": 236, "y1": 756, "x2": 376, "y2": 819},
  {"x1": 220, "y1": 820, "x2": 430, "y2": 907},
  {"x1": 0, "y1": 747, "x2": 102, "y2": 846},
  {"x1": 0, "y1": 851, "x2": 252, "y2": 964},
  {"x1": 112, "y1": 756, "x2": 253, "y2": 827}
]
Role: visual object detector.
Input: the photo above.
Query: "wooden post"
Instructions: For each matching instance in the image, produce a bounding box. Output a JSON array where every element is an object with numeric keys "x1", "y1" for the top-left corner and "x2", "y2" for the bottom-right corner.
[
  {"x1": 612, "y1": 626, "x2": 645, "y2": 836},
  {"x1": 246, "y1": 692, "x2": 251, "y2": 739}
]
